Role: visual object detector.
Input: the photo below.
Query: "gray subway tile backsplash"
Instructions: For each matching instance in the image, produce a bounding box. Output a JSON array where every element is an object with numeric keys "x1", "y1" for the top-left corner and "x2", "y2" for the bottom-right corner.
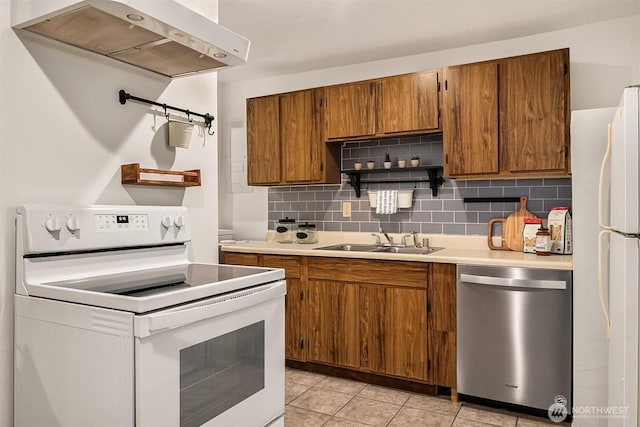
[{"x1": 267, "y1": 135, "x2": 572, "y2": 235}]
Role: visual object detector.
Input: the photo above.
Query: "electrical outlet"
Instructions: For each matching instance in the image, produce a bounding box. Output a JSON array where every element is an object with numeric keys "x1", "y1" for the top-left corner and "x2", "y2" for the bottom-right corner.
[{"x1": 342, "y1": 202, "x2": 352, "y2": 218}]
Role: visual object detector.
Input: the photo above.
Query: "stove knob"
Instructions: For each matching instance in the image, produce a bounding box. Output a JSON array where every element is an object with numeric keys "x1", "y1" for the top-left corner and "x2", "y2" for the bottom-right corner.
[
  {"x1": 174, "y1": 215, "x2": 185, "y2": 228},
  {"x1": 45, "y1": 217, "x2": 61, "y2": 233},
  {"x1": 161, "y1": 216, "x2": 173, "y2": 229},
  {"x1": 66, "y1": 217, "x2": 81, "y2": 233}
]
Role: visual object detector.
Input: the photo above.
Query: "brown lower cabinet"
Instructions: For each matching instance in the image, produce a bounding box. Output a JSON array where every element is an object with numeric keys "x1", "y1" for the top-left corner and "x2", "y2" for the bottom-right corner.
[
  {"x1": 222, "y1": 252, "x2": 306, "y2": 361},
  {"x1": 221, "y1": 251, "x2": 456, "y2": 391},
  {"x1": 360, "y1": 285, "x2": 428, "y2": 381},
  {"x1": 428, "y1": 263, "x2": 457, "y2": 388},
  {"x1": 307, "y1": 280, "x2": 360, "y2": 368}
]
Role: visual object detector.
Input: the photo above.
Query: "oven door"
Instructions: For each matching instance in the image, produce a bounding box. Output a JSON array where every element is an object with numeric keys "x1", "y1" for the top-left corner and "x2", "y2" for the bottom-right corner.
[{"x1": 133, "y1": 280, "x2": 285, "y2": 427}]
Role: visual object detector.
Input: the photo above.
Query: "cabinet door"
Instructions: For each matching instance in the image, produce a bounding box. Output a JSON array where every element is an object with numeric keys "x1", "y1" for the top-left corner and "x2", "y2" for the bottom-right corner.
[
  {"x1": 380, "y1": 71, "x2": 440, "y2": 134},
  {"x1": 262, "y1": 255, "x2": 305, "y2": 361},
  {"x1": 283, "y1": 278, "x2": 305, "y2": 361},
  {"x1": 325, "y1": 81, "x2": 376, "y2": 140},
  {"x1": 360, "y1": 285, "x2": 428, "y2": 381},
  {"x1": 428, "y1": 263, "x2": 456, "y2": 388},
  {"x1": 442, "y1": 62, "x2": 499, "y2": 177},
  {"x1": 307, "y1": 280, "x2": 360, "y2": 368},
  {"x1": 499, "y1": 49, "x2": 569, "y2": 173},
  {"x1": 246, "y1": 95, "x2": 281, "y2": 185},
  {"x1": 280, "y1": 89, "x2": 322, "y2": 183}
]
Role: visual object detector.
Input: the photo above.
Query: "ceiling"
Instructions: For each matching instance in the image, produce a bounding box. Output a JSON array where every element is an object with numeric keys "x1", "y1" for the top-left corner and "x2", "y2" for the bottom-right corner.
[{"x1": 217, "y1": 0, "x2": 639, "y2": 84}]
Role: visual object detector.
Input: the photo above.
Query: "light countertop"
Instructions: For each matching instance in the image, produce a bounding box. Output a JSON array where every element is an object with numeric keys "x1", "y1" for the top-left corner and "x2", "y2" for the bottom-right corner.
[{"x1": 220, "y1": 232, "x2": 573, "y2": 270}]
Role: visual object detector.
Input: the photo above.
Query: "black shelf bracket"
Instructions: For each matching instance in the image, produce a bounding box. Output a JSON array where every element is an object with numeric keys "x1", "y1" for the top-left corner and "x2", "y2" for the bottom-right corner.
[
  {"x1": 347, "y1": 172, "x2": 362, "y2": 197},
  {"x1": 344, "y1": 166, "x2": 444, "y2": 198},
  {"x1": 119, "y1": 89, "x2": 215, "y2": 135}
]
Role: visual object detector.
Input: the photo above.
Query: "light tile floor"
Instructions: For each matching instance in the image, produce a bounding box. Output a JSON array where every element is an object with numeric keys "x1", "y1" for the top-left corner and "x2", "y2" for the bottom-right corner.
[{"x1": 285, "y1": 368, "x2": 564, "y2": 427}]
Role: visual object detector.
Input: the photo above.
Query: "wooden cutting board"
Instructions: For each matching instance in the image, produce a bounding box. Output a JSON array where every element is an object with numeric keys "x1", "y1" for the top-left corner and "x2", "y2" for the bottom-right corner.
[{"x1": 488, "y1": 195, "x2": 537, "y2": 251}]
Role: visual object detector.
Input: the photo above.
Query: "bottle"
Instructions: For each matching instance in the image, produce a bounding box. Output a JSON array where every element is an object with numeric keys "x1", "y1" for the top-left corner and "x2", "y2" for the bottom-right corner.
[{"x1": 535, "y1": 227, "x2": 551, "y2": 256}]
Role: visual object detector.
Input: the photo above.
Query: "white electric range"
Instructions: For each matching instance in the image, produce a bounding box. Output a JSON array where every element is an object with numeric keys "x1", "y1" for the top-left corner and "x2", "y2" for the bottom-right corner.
[{"x1": 14, "y1": 204, "x2": 286, "y2": 427}]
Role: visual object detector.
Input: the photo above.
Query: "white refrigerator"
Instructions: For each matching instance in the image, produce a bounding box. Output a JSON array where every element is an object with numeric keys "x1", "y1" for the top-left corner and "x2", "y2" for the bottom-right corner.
[
  {"x1": 572, "y1": 106, "x2": 616, "y2": 427},
  {"x1": 572, "y1": 85, "x2": 640, "y2": 427},
  {"x1": 604, "y1": 86, "x2": 640, "y2": 427}
]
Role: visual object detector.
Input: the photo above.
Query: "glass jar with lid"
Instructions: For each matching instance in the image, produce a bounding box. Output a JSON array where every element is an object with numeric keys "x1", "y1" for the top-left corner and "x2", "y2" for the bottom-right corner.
[
  {"x1": 295, "y1": 222, "x2": 317, "y2": 244},
  {"x1": 535, "y1": 226, "x2": 551, "y2": 256},
  {"x1": 275, "y1": 217, "x2": 296, "y2": 243}
]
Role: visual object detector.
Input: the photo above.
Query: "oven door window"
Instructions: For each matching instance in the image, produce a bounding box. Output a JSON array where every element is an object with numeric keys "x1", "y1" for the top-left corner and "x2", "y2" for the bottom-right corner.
[{"x1": 180, "y1": 321, "x2": 265, "y2": 427}]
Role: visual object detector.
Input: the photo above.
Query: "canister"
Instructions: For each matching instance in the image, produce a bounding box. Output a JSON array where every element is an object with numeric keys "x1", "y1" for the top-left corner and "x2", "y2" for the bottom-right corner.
[
  {"x1": 275, "y1": 217, "x2": 296, "y2": 243},
  {"x1": 295, "y1": 222, "x2": 317, "y2": 244}
]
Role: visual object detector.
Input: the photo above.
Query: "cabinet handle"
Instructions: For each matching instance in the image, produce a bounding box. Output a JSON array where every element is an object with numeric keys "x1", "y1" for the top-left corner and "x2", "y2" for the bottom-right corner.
[
  {"x1": 320, "y1": 162, "x2": 324, "y2": 172},
  {"x1": 445, "y1": 154, "x2": 449, "y2": 164},
  {"x1": 444, "y1": 80, "x2": 448, "y2": 90}
]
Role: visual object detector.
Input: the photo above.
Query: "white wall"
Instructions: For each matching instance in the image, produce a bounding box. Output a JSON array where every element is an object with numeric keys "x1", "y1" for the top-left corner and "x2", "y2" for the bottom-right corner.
[
  {"x1": 218, "y1": 14, "x2": 640, "y2": 239},
  {"x1": 0, "y1": 1, "x2": 220, "y2": 423}
]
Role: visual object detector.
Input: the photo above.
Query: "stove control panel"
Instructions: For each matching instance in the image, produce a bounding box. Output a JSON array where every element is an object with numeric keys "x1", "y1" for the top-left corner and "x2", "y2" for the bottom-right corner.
[
  {"x1": 95, "y1": 214, "x2": 149, "y2": 232},
  {"x1": 17, "y1": 205, "x2": 191, "y2": 255}
]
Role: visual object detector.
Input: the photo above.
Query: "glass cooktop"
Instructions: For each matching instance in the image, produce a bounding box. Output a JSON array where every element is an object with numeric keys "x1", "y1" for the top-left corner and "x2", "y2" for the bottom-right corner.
[{"x1": 43, "y1": 264, "x2": 275, "y2": 298}]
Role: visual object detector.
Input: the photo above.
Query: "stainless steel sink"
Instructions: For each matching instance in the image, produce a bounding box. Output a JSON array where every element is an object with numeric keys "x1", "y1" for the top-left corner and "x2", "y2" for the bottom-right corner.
[
  {"x1": 313, "y1": 243, "x2": 381, "y2": 252},
  {"x1": 314, "y1": 243, "x2": 442, "y2": 255},
  {"x1": 373, "y1": 246, "x2": 442, "y2": 254}
]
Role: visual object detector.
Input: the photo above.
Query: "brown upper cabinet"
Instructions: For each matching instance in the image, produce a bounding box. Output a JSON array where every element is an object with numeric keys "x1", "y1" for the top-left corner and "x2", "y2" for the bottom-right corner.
[
  {"x1": 442, "y1": 62, "x2": 499, "y2": 176},
  {"x1": 442, "y1": 48, "x2": 570, "y2": 178},
  {"x1": 379, "y1": 71, "x2": 440, "y2": 135},
  {"x1": 325, "y1": 70, "x2": 442, "y2": 141},
  {"x1": 246, "y1": 95, "x2": 280, "y2": 185},
  {"x1": 246, "y1": 88, "x2": 340, "y2": 186},
  {"x1": 499, "y1": 49, "x2": 570, "y2": 174},
  {"x1": 325, "y1": 81, "x2": 377, "y2": 140}
]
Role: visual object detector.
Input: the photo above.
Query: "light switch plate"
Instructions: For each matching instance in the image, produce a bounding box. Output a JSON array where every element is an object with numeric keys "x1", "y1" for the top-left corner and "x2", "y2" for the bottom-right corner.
[{"x1": 342, "y1": 202, "x2": 352, "y2": 218}]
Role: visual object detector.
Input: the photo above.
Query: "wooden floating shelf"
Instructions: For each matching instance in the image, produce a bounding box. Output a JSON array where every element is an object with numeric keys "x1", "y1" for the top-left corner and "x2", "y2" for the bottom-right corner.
[
  {"x1": 121, "y1": 163, "x2": 201, "y2": 187},
  {"x1": 343, "y1": 166, "x2": 444, "y2": 197}
]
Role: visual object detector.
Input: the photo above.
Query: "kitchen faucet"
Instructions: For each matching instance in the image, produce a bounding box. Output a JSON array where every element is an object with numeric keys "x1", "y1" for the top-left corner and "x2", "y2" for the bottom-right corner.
[
  {"x1": 374, "y1": 227, "x2": 412, "y2": 247},
  {"x1": 410, "y1": 230, "x2": 419, "y2": 248},
  {"x1": 379, "y1": 227, "x2": 394, "y2": 245}
]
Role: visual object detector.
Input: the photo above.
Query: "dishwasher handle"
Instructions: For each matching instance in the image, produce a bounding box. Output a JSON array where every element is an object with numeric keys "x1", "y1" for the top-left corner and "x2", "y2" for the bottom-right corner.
[{"x1": 459, "y1": 273, "x2": 567, "y2": 290}]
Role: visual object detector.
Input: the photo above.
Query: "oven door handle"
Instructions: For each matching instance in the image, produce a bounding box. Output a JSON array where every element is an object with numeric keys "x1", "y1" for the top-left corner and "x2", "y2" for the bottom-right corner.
[{"x1": 134, "y1": 280, "x2": 285, "y2": 337}]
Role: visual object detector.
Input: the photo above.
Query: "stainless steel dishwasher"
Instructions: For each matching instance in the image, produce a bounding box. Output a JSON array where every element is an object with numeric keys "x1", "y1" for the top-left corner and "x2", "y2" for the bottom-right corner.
[{"x1": 457, "y1": 264, "x2": 572, "y2": 413}]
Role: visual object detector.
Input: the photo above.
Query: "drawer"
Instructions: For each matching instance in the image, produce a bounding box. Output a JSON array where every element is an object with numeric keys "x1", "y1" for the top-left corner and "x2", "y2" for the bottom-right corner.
[
  {"x1": 307, "y1": 257, "x2": 427, "y2": 288},
  {"x1": 221, "y1": 252, "x2": 259, "y2": 266},
  {"x1": 262, "y1": 255, "x2": 301, "y2": 278}
]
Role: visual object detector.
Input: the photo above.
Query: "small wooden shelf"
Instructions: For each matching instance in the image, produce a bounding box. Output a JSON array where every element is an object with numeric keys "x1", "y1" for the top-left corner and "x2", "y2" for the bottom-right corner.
[
  {"x1": 121, "y1": 163, "x2": 201, "y2": 187},
  {"x1": 343, "y1": 165, "x2": 444, "y2": 197}
]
